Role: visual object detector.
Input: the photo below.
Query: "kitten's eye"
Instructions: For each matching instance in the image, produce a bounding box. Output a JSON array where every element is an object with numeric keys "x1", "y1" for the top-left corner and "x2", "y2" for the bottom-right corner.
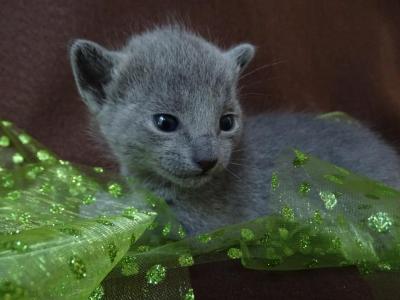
[
  {"x1": 153, "y1": 114, "x2": 179, "y2": 132},
  {"x1": 219, "y1": 114, "x2": 235, "y2": 131}
]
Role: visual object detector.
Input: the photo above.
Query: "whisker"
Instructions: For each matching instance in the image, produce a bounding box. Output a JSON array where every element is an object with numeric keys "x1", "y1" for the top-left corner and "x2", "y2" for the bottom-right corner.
[
  {"x1": 240, "y1": 60, "x2": 286, "y2": 81},
  {"x1": 223, "y1": 166, "x2": 241, "y2": 181}
]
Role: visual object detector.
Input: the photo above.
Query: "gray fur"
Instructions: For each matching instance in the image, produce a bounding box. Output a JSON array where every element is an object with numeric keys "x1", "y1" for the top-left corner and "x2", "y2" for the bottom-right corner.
[{"x1": 70, "y1": 26, "x2": 400, "y2": 234}]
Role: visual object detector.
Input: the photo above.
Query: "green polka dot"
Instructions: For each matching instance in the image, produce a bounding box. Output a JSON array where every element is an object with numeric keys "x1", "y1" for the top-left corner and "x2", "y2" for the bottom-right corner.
[
  {"x1": 178, "y1": 254, "x2": 194, "y2": 267},
  {"x1": 271, "y1": 172, "x2": 279, "y2": 191},
  {"x1": 121, "y1": 256, "x2": 139, "y2": 276},
  {"x1": 146, "y1": 264, "x2": 166, "y2": 285},
  {"x1": 241, "y1": 228, "x2": 255, "y2": 241},
  {"x1": 12, "y1": 153, "x2": 24, "y2": 164},
  {"x1": 1, "y1": 120, "x2": 12, "y2": 127},
  {"x1": 37, "y1": 150, "x2": 51, "y2": 161},
  {"x1": 18, "y1": 134, "x2": 31, "y2": 145},
  {"x1": 82, "y1": 194, "x2": 96, "y2": 205},
  {"x1": 184, "y1": 288, "x2": 195, "y2": 300},
  {"x1": 197, "y1": 234, "x2": 212, "y2": 244},
  {"x1": 0, "y1": 174, "x2": 14, "y2": 188},
  {"x1": 367, "y1": 212, "x2": 393, "y2": 233},
  {"x1": 177, "y1": 225, "x2": 186, "y2": 239},
  {"x1": 162, "y1": 222, "x2": 171, "y2": 237},
  {"x1": 88, "y1": 285, "x2": 104, "y2": 300},
  {"x1": 5, "y1": 191, "x2": 21, "y2": 201},
  {"x1": 281, "y1": 205, "x2": 295, "y2": 222},
  {"x1": 107, "y1": 242, "x2": 118, "y2": 263},
  {"x1": 69, "y1": 255, "x2": 87, "y2": 279},
  {"x1": 93, "y1": 167, "x2": 104, "y2": 173},
  {"x1": 107, "y1": 183, "x2": 123, "y2": 198},
  {"x1": 319, "y1": 191, "x2": 337, "y2": 210},
  {"x1": 227, "y1": 247, "x2": 242, "y2": 259},
  {"x1": 293, "y1": 150, "x2": 309, "y2": 167},
  {"x1": 298, "y1": 182, "x2": 311, "y2": 196},
  {"x1": 50, "y1": 203, "x2": 65, "y2": 214},
  {"x1": 0, "y1": 136, "x2": 10, "y2": 147},
  {"x1": 3, "y1": 240, "x2": 30, "y2": 253}
]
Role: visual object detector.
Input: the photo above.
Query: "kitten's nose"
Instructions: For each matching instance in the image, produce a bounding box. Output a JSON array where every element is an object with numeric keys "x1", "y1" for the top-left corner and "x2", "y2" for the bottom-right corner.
[{"x1": 196, "y1": 159, "x2": 218, "y2": 172}]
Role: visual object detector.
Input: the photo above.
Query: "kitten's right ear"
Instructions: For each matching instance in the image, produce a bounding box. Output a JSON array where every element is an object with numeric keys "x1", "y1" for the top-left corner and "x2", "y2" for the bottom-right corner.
[{"x1": 69, "y1": 39, "x2": 117, "y2": 113}]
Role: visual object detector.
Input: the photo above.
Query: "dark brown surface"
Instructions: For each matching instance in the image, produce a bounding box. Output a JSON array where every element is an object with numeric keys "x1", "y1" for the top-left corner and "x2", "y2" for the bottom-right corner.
[{"x1": 1, "y1": 1, "x2": 400, "y2": 299}]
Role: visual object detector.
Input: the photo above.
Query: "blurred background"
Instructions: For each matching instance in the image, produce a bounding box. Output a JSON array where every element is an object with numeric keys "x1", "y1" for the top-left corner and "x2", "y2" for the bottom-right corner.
[
  {"x1": 1, "y1": 1, "x2": 400, "y2": 168},
  {"x1": 1, "y1": 1, "x2": 399, "y2": 298}
]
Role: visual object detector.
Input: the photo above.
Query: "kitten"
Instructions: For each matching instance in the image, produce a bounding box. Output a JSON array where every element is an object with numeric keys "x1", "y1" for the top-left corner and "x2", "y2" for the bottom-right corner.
[{"x1": 70, "y1": 25, "x2": 400, "y2": 234}]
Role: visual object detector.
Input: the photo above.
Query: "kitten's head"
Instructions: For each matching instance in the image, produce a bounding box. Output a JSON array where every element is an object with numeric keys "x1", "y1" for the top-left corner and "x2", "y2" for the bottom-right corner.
[{"x1": 70, "y1": 26, "x2": 255, "y2": 188}]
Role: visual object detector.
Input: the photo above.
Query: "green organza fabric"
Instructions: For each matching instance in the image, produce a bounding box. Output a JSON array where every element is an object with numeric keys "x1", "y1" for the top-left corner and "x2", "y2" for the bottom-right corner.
[{"x1": 0, "y1": 115, "x2": 399, "y2": 300}]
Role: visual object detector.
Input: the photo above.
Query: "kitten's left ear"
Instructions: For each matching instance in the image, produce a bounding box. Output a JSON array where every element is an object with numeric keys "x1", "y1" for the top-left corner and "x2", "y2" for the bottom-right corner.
[{"x1": 225, "y1": 43, "x2": 256, "y2": 72}]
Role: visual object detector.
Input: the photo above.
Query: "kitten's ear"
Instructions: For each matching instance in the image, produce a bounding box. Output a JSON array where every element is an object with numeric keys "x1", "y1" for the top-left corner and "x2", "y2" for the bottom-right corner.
[
  {"x1": 69, "y1": 39, "x2": 118, "y2": 113},
  {"x1": 225, "y1": 43, "x2": 256, "y2": 73}
]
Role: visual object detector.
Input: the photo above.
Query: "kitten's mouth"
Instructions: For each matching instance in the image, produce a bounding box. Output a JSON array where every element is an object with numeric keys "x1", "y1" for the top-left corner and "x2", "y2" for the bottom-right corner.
[{"x1": 156, "y1": 167, "x2": 213, "y2": 188}]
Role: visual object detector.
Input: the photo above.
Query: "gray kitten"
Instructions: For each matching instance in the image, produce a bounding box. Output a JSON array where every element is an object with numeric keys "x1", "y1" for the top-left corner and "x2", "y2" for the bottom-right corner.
[{"x1": 70, "y1": 26, "x2": 400, "y2": 234}]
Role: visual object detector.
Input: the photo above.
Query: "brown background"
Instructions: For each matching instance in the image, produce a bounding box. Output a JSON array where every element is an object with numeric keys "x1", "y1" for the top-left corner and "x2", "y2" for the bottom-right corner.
[{"x1": 1, "y1": 1, "x2": 400, "y2": 299}]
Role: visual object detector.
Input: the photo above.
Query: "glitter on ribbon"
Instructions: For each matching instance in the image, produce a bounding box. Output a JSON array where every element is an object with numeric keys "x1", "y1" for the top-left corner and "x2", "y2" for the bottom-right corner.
[
  {"x1": 25, "y1": 166, "x2": 44, "y2": 180},
  {"x1": 241, "y1": 228, "x2": 255, "y2": 241},
  {"x1": 107, "y1": 182, "x2": 123, "y2": 198},
  {"x1": 146, "y1": 264, "x2": 167, "y2": 285},
  {"x1": 93, "y1": 167, "x2": 104, "y2": 174},
  {"x1": 184, "y1": 288, "x2": 195, "y2": 300},
  {"x1": 18, "y1": 134, "x2": 31, "y2": 145},
  {"x1": 298, "y1": 234, "x2": 311, "y2": 254},
  {"x1": 298, "y1": 182, "x2": 311, "y2": 196},
  {"x1": 0, "y1": 136, "x2": 10, "y2": 147},
  {"x1": 271, "y1": 172, "x2": 279, "y2": 191},
  {"x1": 293, "y1": 149, "x2": 309, "y2": 167},
  {"x1": 367, "y1": 212, "x2": 393, "y2": 233},
  {"x1": 5, "y1": 191, "x2": 21, "y2": 201},
  {"x1": 281, "y1": 205, "x2": 295, "y2": 222},
  {"x1": 122, "y1": 207, "x2": 140, "y2": 220},
  {"x1": 178, "y1": 254, "x2": 194, "y2": 267},
  {"x1": 162, "y1": 222, "x2": 172, "y2": 237},
  {"x1": 3, "y1": 240, "x2": 30, "y2": 253},
  {"x1": 96, "y1": 218, "x2": 114, "y2": 227},
  {"x1": 39, "y1": 182, "x2": 54, "y2": 195},
  {"x1": 18, "y1": 212, "x2": 31, "y2": 225},
  {"x1": 319, "y1": 191, "x2": 337, "y2": 210},
  {"x1": 69, "y1": 255, "x2": 87, "y2": 279},
  {"x1": 36, "y1": 150, "x2": 51, "y2": 161},
  {"x1": 197, "y1": 234, "x2": 211, "y2": 244},
  {"x1": 121, "y1": 256, "x2": 140, "y2": 276},
  {"x1": 177, "y1": 225, "x2": 186, "y2": 239},
  {"x1": 0, "y1": 174, "x2": 14, "y2": 188},
  {"x1": 312, "y1": 210, "x2": 323, "y2": 224},
  {"x1": 227, "y1": 247, "x2": 242, "y2": 259},
  {"x1": 331, "y1": 237, "x2": 342, "y2": 250},
  {"x1": 107, "y1": 242, "x2": 118, "y2": 263},
  {"x1": 88, "y1": 285, "x2": 105, "y2": 300},
  {"x1": 50, "y1": 203, "x2": 65, "y2": 214},
  {"x1": 1, "y1": 120, "x2": 12, "y2": 127},
  {"x1": 82, "y1": 194, "x2": 96, "y2": 205},
  {"x1": 12, "y1": 153, "x2": 24, "y2": 164}
]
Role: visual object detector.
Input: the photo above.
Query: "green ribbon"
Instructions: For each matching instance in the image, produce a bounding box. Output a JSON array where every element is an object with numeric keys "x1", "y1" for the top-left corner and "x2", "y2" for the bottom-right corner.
[{"x1": 0, "y1": 116, "x2": 399, "y2": 300}]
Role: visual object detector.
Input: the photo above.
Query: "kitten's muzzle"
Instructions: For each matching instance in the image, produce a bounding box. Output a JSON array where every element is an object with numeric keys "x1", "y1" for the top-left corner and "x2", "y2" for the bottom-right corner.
[
  {"x1": 195, "y1": 159, "x2": 218, "y2": 173},
  {"x1": 192, "y1": 134, "x2": 219, "y2": 173}
]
